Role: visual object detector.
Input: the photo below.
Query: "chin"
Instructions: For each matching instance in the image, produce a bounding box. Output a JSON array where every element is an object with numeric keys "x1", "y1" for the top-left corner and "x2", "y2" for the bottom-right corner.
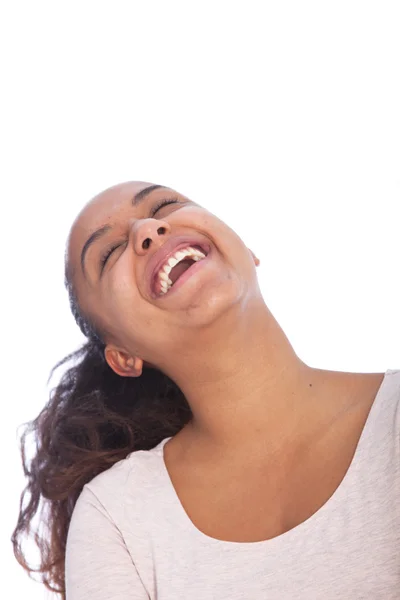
[{"x1": 180, "y1": 278, "x2": 250, "y2": 327}]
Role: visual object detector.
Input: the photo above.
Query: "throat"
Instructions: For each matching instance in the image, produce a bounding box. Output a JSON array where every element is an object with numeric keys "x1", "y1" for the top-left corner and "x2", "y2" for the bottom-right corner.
[{"x1": 169, "y1": 258, "x2": 195, "y2": 285}]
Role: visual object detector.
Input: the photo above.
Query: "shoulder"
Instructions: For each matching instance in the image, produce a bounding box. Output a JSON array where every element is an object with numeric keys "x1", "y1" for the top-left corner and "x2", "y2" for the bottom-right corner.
[
  {"x1": 381, "y1": 369, "x2": 400, "y2": 421},
  {"x1": 65, "y1": 446, "x2": 163, "y2": 600},
  {"x1": 344, "y1": 368, "x2": 400, "y2": 421},
  {"x1": 360, "y1": 369, "x2": 400, "y2": 451},
  {"x1": 75, "y1": 438, "x2": 169, "y2": 523},
  {"x1": 376, "y1": 369, "x2": 400, "y2": 416},
  {"x1": 383, "y1": 368, "x2": 400, "y2": 391}
]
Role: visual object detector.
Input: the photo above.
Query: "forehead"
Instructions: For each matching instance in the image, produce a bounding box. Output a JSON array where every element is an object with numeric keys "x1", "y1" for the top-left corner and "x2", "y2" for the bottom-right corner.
[
  {"x1": 67, "y1": 181, "x2": 163, "y2": 284},
  {"x1": 68, "y1": 180, "x2": 157, "y2": 252},
  {"x1": 75, "y1": 181, "x2": 153, "y2": 232}
]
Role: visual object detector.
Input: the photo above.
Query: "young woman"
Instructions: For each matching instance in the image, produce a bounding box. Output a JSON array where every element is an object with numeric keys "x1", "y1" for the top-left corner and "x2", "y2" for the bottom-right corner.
[{"x1": 13, "y1": 181, "x2": 399, "y2": 599}]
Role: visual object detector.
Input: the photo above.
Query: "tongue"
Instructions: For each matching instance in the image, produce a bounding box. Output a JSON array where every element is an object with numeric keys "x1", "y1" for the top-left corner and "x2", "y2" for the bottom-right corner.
[{"x1": 169, "y1": 259, "x2": 195, "y2": 285}]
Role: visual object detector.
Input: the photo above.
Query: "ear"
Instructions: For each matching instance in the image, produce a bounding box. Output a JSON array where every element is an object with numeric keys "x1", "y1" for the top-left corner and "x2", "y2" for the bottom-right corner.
[
  {"x1": 104, "y1": 345, "x2": 144, "y2": 378},
  {"x1": 248, "y1": 248, "x2": 260, "y2": 266}
]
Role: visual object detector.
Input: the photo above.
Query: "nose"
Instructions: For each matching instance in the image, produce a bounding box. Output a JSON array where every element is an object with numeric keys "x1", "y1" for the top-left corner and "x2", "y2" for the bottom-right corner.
[{"x1": 131, "y1": 218, "x2": 171, "y2": 254}]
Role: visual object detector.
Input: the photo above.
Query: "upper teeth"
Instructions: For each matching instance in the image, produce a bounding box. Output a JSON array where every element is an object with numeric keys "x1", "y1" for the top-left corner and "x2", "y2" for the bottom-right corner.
[{"x1": 157, "y1": 246, "x2": 206, "y2": 294}]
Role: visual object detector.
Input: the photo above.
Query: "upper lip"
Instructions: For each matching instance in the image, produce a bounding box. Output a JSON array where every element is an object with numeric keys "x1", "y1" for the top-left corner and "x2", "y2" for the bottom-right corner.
[{"x1": 146, "y1": 235, "x2": 211, "y2": 297}]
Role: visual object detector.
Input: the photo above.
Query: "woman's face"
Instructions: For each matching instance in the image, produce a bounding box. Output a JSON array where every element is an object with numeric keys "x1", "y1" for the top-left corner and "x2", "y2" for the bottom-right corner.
[{"x1": 68, "y1": 181, "x2": 261, "y2": 375}]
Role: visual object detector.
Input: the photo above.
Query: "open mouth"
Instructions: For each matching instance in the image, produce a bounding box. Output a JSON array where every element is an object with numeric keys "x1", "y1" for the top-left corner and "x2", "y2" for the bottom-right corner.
[{"x1": 152, "y1": 244, "x2": 209, "y2": 297}]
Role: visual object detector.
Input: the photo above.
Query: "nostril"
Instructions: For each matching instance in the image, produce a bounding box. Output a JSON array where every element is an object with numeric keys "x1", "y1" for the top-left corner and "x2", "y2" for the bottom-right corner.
[{"x1": 142, "y1": 227, "x2": 166, "y2": 250}]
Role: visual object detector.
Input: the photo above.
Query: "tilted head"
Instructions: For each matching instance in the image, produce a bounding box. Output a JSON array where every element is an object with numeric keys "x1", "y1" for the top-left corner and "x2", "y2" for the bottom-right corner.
[
  {"x1": 13, "y1": 180, "x2": 262, "y2": 597},
  {"x1": 67, "y1": 181, "x2": 261, "y2": 378}
]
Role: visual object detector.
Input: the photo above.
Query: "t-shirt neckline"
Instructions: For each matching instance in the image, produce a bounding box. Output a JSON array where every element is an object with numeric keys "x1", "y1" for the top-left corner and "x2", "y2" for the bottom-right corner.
[{"x1": 153, "y1": 369, "x2": 394, "y2": 549}]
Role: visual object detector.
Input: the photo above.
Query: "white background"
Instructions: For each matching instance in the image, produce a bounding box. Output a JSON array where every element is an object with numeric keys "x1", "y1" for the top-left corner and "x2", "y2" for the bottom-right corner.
[{"x1": 1, "y1": 1, "x2": 399, "y2": 598}]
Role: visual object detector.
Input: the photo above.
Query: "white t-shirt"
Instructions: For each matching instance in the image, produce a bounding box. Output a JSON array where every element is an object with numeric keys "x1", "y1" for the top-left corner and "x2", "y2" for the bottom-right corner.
[{"x1": 65, "y1": 369, "x2": 400, "y2": 599}]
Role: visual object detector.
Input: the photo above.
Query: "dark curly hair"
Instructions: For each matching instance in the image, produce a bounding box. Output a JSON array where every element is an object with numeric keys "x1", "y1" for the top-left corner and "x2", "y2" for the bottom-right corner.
[{"x1": 11, "y1": 256, "x2": 192, "y2": 598}]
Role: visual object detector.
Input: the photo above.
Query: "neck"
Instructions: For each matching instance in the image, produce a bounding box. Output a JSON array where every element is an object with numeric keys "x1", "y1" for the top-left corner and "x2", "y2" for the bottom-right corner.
[{"x1": 162, "y1": 298, "x2": 321, "y2": 452}]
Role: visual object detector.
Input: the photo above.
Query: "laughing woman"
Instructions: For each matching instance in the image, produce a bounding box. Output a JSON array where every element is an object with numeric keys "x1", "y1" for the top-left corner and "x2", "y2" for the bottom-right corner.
[{"x1": 13, "y1": 182, "x2": 400, "y2": 599}]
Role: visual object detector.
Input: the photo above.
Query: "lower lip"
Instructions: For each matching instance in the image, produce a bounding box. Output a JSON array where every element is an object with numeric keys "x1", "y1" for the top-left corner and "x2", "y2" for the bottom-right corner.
[{"x1": 157, "y1": 251, "x2": 211, "y2": 299}]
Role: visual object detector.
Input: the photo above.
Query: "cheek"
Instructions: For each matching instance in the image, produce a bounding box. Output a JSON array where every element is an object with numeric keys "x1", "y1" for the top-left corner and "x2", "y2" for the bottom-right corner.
[
  {"x1": 178, "y1": 206, "x2": 245, "y2": 251},
  {"x1": 177, "y1": 207, "x2": 255, "y2": 283},
  {"x1": 105, "y1": 263, "x2": 165, "y2": 337},
  {"x1": 107, "y1": 254, "x2": 139, "y2": 303},
  {"x1": 176, "y1": 205, "x2": 215, "y2": 229}
]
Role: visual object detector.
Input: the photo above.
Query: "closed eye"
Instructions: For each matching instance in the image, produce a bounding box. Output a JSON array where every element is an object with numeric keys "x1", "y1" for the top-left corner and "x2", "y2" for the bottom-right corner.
[
  {"x1": 150, "y1": 198, "x2": 180, "y2": 217},
  {"x1": 100, "y1": 242, "x2": 124, "y2": 273}
]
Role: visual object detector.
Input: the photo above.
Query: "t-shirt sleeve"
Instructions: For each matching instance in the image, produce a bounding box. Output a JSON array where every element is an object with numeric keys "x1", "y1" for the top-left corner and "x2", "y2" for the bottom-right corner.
[{"x1": 65, "y1": 486, "x2": 149, "y2": 600}]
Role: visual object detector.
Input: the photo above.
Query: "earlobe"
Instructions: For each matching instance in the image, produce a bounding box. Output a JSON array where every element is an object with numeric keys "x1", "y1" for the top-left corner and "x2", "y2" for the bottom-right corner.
[
  {"x1": 104, "y1": 346, "x2": 143, "y2": 378},
  {"x1": 127, "y1": 356, "x2": 144, "y2": 377},
  {"x1": 248, "y1": 248, "x2": 260, "y2": 266}
]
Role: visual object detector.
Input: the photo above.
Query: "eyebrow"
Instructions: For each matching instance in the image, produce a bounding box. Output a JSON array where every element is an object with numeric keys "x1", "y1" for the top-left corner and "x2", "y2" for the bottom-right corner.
[
  {"x1": 80, "y1": 185, "x2": 168, "y2": 276},
  {"x1": 132, "y1": 184, "x2": 166, "y2": 205}
]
